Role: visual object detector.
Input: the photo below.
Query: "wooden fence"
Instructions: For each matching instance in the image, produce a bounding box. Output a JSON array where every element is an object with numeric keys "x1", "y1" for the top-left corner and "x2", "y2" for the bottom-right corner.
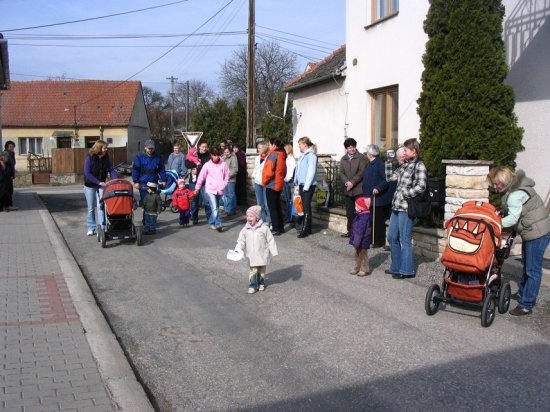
[{"x1": 51, "y1": 147, "x2": 127, "y2": 173}]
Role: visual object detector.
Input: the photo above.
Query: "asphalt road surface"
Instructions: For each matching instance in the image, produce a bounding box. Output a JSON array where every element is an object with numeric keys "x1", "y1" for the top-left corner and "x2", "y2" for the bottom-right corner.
[{"x1": 39, "y1": 187, "x2": 550, "y2": 411}]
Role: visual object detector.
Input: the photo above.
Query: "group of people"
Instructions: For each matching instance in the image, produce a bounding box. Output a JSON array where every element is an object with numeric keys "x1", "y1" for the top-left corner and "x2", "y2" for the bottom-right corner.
[
  {"x1": 82, "y1": 136, "x2": 549, "y2": 311},
  {"x1": 252, "y1": 136, "x2": 319, "y2": 238},
  {"x1": 339, "y1": 138, "x2": 424, "y2": 279},
  {"x1": 340, "y1": 137, "x2": 549, "y2": 318}
]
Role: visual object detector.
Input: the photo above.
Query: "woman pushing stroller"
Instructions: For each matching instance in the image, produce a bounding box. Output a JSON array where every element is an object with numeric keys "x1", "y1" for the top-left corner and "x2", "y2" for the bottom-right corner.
[{"x1": 488, "y1": 167, "x2": 550, "y2": 316}]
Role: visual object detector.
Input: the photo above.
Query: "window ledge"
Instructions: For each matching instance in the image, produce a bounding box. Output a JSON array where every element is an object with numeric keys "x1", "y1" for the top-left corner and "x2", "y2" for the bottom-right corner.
[{"x1": 364, "y1": 11, "x2": 399, "y2": 30}]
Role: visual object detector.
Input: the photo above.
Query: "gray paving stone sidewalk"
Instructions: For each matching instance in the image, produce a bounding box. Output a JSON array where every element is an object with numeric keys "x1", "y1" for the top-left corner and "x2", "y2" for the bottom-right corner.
[{"x1": 0, "y1": 192, "x2": 115, "y2": 412}]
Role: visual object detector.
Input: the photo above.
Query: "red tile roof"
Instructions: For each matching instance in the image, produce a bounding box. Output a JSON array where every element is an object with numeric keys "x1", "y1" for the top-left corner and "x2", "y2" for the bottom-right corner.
[{"x1": 2, "y1": 80, "x2": 142, "y2": 127}]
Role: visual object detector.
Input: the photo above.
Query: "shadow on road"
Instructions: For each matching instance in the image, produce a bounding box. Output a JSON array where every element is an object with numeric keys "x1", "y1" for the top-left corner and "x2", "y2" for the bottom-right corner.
[{"x1": 268, "y1": 265, "x2": 303, "y2": 285}]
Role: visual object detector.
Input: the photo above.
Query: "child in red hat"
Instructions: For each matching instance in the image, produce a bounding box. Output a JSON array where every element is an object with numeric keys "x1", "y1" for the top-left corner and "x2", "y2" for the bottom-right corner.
[
  {"x1": 349, "y1": 197, "x2": 372, "y2": 276},
  {"x1": 173, "y1": 179, "x2": 195, "y2": 226}
]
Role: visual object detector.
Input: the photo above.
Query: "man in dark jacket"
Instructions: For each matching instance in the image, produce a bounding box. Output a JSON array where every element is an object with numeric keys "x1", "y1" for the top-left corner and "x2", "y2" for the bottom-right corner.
[
  {"x1": 132, "y1": 139, "x2": 167, "y2": 205},
  {"x1": 233, "y1": 142, "x2": 248, "y2": 206},
  {"x1": 3, "y1": 140, "x2": 18, "y2": 211},
  {"x1": 339, "y1": 138, "x2": 367, "y2": 237}
]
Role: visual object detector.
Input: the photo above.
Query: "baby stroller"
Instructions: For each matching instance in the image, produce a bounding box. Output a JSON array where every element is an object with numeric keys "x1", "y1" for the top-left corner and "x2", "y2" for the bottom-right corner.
[
  {"x1": 159, "y1": 169, "x2": 179, "y2": 213},
  {"x1": 97, "y1": 179, "x2": 142, "y2": 247},
  {"x1": 424, "y1": 201, "x2": 514, "y2": 327}
]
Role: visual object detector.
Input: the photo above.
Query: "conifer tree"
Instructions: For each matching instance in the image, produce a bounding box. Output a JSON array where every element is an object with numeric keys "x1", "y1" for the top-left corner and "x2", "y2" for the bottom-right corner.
[{"x1": 418, "y1": 0, "x2": 523, "y2": 176}]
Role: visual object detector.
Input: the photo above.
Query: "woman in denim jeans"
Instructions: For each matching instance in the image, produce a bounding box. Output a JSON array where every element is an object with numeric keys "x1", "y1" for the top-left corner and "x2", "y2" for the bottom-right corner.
[
  {"x1": 294, "y1": 137, "x2": 318, "y2": 238},
  {"x1": 385, "y1": 138, "x2": 427, "y2": 279},
  {"x1": 283, "y1": 143, "x2": 296, "y2": 225},
  {"x1": 83, "y1": 140, "x2": 118, "y2": 236},
  {"x1": 488, "y1": 167, "x2": 550, "y2": 316}
]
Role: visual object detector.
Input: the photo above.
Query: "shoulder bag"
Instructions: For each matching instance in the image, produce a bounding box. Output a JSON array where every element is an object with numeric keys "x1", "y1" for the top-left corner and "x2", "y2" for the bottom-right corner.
[{"x1": 406, "y1": 160, "x2": 431, "y2": 219}]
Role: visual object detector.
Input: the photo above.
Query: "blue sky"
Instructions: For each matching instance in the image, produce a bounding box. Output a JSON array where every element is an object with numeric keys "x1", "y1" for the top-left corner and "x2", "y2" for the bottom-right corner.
[{"x1": 1, "y1": 0, "x2": 345, "y2": 94}]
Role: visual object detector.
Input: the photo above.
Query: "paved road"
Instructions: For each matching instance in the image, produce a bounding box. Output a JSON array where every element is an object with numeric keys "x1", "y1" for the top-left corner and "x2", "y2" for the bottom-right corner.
[{"x1": 40, "y1": 187, "x2": 550, "y2": 411}]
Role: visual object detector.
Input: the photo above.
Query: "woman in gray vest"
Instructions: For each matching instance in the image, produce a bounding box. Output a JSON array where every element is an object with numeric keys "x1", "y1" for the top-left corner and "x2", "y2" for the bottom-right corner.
[{"x1": 488, "y1": 167, "x2": 550, "y2": 316}]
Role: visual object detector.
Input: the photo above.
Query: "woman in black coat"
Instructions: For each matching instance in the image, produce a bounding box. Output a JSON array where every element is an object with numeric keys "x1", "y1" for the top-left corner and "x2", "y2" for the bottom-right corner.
[{"x1": 362, "y1": 144, "x2": 391, "y2": 248}]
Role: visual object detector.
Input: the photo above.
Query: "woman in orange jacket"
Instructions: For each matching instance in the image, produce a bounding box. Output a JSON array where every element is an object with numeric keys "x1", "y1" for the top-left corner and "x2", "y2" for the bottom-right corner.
[{"x1": 262, "y1": 138, "x2": 287, "y2": 235}]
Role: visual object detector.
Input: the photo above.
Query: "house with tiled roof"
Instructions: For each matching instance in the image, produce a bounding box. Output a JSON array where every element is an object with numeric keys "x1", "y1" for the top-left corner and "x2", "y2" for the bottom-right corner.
[
  {"x1": 283, "y1": 45, "x2": 346, "y2": 156},
  {"x1": 1, "y1": 80, "x2": 150, "y2": 170}
]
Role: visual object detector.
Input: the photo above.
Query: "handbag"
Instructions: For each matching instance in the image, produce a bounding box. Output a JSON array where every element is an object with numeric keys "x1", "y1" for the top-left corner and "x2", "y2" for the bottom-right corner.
[
  {"x1": 406, "y1": 160, "x2": 431, "y2": 219},
  {"x1": 292, "y1": 187, "x2": 304, "y2": 216}
]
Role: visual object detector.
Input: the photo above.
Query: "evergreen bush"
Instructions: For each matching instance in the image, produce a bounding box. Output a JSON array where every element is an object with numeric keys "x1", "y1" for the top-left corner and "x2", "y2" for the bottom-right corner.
[{"x1": 418, "y1": 0, "x2": 523, "y2": 177}]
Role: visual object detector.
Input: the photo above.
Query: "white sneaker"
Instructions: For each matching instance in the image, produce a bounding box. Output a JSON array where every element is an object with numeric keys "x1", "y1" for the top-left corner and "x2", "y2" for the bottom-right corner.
[
  {"x1": 258, "y1": 284, "x2": 265, "y2": 291},
  {"x1": 86, "y1": 230, "x2": 94, "y2": 236},
  {"x1": 247, "y1": 287, "x2": 256, "y2": 294}
]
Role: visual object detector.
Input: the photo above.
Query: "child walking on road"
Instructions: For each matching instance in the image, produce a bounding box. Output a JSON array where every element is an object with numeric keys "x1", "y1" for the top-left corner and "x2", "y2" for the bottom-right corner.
[
  {"x1": 235, "y1": 205, "x2": 278, "y2": 294},
  {"x1": 143, "y1": 182, "x2": 162, "y2": 235},
  {"x1": 349, "y1": 197, "x2": 372, "y2": 276},
  {"x1": 173, "y1": 179, "x2": 195, "y2": 226}
]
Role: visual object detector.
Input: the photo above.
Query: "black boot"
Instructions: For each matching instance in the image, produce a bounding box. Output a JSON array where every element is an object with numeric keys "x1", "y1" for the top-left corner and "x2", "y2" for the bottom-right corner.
[{"x1": 297, "y1": 214, "x2": 310, "y2": 238}]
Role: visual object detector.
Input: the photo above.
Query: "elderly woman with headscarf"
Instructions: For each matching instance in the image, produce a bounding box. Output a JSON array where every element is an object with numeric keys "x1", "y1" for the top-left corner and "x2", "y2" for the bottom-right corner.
[{"x1": 362, "y1": 144, "x2": 392, "y2": 248}]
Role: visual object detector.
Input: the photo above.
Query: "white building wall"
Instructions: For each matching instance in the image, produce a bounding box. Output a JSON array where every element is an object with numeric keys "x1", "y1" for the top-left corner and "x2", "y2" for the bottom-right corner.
[
  {"x1": 345, "y1": 0, "x2": 549, "y2": 204},
  {"x1": 291, "y1": 80, "x2": 347, "y2": 156},
  {"x1": 345, "y1": 0, "x2": 430, "y2": 150},
  {"x1": 502, "y1": 0, "x2": 550, "y2": 205}
]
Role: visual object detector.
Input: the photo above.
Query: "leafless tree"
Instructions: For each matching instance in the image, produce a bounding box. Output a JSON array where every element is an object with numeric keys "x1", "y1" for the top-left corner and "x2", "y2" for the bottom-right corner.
[
  {"x1": 174, "y1": 79, "x2": 216, "y2": 111},
  {"x1": 219, "y1": 41, "x2": 298, "y2": 119}
]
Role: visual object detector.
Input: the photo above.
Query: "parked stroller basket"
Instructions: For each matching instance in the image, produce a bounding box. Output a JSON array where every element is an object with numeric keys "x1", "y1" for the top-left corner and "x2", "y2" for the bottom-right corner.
[
  {"x1": 425, "y1": 201, "x2": 514, "y2": 327},
  {"x1": 97, "y1": 179, "x2": 142, "y2": 247}
]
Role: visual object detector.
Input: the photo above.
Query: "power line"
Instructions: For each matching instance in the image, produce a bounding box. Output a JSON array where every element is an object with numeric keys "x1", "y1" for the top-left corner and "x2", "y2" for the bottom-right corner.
[
  {"x1": 79, "y1": 0, "x2": 236, "y2": 107},
  {"x1": 257, "y1": 24, "x2": 341, "y2": 48},
  {"x1": 257, "y1": 32, "x2": 335, "y2": 54},
  {"x1": 172, "y1": 0, "x2": 246, "y2": 78},
  {"x1": 5, "y1": 31, "x2": 247, "y2": 40},
  {"x1": 255, "y1": 35, "x2": 325, "y2": 61},
  {"x1": 10, "y1": 43, "x2": 246, "y2": 48},
  {"x1": 0, "y1": 0, "x2": 189, "y2": 32}
]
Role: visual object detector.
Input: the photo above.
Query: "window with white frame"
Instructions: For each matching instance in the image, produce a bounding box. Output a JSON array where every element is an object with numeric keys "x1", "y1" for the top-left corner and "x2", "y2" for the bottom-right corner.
[
  {"x1": 370, "y1": 87, "x2": 398, "y2": 150},
  {"x1": 18, "y1": 137, "x2": 44, "y2": 155},
  {"x1": 372, "y1": 0, "x2": 399, "y2": 23}
]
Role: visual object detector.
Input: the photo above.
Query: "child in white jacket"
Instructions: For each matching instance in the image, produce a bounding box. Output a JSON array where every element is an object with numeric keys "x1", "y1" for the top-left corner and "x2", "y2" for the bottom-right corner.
[{"x1": 235, "y1": 205, "x2": 278, "y2": 294}]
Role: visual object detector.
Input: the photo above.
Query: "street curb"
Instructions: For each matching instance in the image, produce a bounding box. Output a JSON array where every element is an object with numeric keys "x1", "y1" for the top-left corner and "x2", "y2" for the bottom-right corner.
[{"x1": 38, "y1": 195, "x2": 154, "y2": 412}]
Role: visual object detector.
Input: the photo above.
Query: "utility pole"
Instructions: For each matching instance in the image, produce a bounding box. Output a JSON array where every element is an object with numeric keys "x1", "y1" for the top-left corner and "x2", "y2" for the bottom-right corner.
[
  {"x1": 185, "y1": 80, "x2": 190, "y2": 132},
  {"x1": 167, "y1": 75, "x2": 178, "y2": 143},
  {"x1": 246, "y1": 0, "x2": 255, "y2": 149}
]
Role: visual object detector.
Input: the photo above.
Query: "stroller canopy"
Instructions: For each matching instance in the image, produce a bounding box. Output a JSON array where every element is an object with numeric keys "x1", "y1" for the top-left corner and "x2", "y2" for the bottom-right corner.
[
  {"x1": 102, "y1": 179, "x2": 134, "y2": 215},
  {"x1": 160, "y1": 169, "x2": 179, "y2": 195}
]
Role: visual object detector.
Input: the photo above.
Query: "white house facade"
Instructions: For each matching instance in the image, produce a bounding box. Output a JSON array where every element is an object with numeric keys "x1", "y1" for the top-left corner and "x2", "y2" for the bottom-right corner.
[
  {"x1": 283, "y1": 47, "x2": 348, "y2": 156},
  {"x1": 286, "y1": 1, "x2": 550, "y2": 205},
  {"x1": 345, "y1": 0, "x2": 550, "y2": 204}
]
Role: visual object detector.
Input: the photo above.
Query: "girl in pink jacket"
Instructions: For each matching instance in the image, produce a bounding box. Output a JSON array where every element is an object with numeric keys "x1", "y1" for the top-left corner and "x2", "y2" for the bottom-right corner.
[{"x1": 194, "y1": 149, "x2": 229, "y2": 231}]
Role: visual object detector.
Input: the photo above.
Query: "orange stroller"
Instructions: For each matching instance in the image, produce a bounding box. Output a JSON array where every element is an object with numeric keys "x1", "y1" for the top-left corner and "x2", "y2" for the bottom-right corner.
[
  {"x1": 97, "y1": 179, "x2": 142, "y2": 247},
  {"x1": 425, "y1": 201, "x2": 514, "y2": 327}
]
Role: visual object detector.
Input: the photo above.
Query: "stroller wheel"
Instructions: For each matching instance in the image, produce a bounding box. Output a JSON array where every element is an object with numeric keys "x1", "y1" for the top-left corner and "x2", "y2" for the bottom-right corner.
[
  {"x1": 481, "y1": 293, "x2": 496, "y2": 327},
  {"x1": 170, "y1": 204, "x2": 179, "y2": 213},
  {"x1": 425, "y1": 284, "x2": 441, "y2": 316},
  {"x1": 498, "y1": 282, "x2": 512, "y2": 314}
]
